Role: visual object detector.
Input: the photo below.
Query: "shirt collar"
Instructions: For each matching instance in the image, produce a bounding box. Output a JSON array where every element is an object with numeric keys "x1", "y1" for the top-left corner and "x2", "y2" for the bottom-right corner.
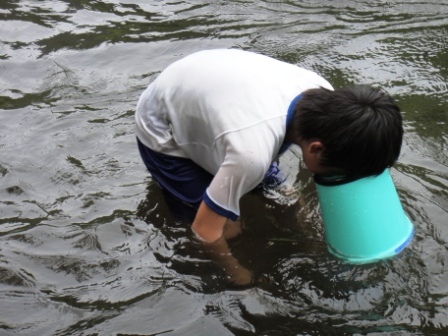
[{"x1": 278, "y1": 94, "x2": 302, "y2": 155}]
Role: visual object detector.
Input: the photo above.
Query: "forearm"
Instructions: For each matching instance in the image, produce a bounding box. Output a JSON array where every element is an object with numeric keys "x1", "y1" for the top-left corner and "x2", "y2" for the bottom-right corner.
[
  {"x1": 200, "y1": 232, "x2": 253, "y2": 285},
  {"x1": 192, "y1": 201, "x2": 252, "y2": 285},
  {"x1": 204, "y1": 235, "x2": 241, "y2": 269}
]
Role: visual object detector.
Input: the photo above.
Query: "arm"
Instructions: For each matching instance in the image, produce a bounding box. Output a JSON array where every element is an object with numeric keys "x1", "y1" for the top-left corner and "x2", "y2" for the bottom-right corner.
[
  {"x1": 191, "y1": 139, "x2": 270, "y2": 285},
  {"x1": 192, "y1": 201, "x2": 227, "y2": 243},
  {"x1": 191, "y1": 201, "x2": 253, "y2": 286}
]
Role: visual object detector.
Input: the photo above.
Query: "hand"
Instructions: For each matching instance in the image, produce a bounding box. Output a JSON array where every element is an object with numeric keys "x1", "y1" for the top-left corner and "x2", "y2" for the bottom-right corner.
[{"x1": 225, "y1": 264, "x2": 254, "y2": 288}]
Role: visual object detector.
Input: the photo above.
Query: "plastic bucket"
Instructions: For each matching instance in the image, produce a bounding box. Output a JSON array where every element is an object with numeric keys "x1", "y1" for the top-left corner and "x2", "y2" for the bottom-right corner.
[{"x1": 315, "y1": 169, "x2": 414, "y2": 264}]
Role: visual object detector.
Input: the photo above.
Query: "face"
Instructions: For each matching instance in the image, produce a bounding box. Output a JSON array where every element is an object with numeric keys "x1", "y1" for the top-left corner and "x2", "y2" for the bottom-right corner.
[{"x1": 298, "y1": 139, "x2": 343, "y2": 177}]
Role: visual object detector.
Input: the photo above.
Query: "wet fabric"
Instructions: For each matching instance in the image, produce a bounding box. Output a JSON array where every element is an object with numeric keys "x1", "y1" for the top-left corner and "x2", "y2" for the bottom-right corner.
[{"x1": 135, "y1": 49, "x2": 332, "y2": 217}]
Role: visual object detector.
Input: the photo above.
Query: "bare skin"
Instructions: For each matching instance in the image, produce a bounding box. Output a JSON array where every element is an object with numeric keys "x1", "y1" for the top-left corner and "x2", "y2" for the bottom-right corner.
[{"x1": 192, "y1": 202, "x2": 253, "y2": 286}]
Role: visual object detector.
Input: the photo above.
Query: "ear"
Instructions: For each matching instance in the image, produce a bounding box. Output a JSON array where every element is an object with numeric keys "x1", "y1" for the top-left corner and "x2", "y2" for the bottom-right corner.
[
  {"x1": 308, "y1": 140, "x2": 324, "y2": 156},
  {"x1": 299, "y1": 139, "x2": 327, "y2": 174}
]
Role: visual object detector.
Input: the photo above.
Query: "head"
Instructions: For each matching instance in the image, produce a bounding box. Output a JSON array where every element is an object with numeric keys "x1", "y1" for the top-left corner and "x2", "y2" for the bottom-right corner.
[{"x1": 289, "y1": 86, "x2": 403, "y2": 178}]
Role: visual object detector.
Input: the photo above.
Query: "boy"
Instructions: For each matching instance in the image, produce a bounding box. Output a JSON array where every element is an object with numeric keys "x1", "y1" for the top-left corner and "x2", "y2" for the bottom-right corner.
[{"x1": 135, "y1": 49, "x2": 403, "y2": 285}]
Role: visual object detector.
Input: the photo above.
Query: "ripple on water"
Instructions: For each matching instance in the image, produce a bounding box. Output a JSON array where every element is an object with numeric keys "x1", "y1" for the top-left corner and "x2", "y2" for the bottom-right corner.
[{"x1": 1, "y1": 0, "x2": 448, "y2": 335}]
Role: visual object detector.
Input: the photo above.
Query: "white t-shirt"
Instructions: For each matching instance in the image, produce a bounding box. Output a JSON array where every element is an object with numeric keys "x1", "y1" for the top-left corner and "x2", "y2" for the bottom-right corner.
[{"x1": 135, "y1": 49, "x2": 332, "y2": 218}]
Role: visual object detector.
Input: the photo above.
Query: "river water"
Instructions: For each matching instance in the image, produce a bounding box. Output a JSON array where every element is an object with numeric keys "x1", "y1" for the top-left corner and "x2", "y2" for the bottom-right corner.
[{"x1": 1, "y1": 1, "x2": 448, "y2": 335}]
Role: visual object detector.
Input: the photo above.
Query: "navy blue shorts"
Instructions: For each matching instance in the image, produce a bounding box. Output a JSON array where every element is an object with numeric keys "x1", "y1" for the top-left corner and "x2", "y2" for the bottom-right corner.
[
  {"x1": 137, "y1": 138, "x2": 213, "y2": 210},
  {"x1": 137, "y1": 138, "x2": 287, "y2": 220}
]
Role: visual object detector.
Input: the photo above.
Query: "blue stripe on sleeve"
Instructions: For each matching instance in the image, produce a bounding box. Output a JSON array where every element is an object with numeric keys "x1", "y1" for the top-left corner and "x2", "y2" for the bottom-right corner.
[{"x1": 203, "y1": 191, "x2": 239, "y2": 221}]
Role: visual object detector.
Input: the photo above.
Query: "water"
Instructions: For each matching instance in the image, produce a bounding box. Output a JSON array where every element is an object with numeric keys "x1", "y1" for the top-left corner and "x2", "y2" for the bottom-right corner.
[{"x1": 1, "y1": 1, "x2": 447, "y2": 335}]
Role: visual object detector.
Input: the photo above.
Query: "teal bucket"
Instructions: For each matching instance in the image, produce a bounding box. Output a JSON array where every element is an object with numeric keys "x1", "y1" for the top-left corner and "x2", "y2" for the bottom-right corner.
[{"x1": 315, "y1": 169, "x2": 414, "y2": 264}]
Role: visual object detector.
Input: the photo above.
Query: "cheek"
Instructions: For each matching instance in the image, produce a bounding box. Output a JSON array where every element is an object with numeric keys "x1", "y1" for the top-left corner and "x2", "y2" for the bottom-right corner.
[
  {"x1": 302, "y1": 153, "x2": 317, "y2": 173},
  {"x1": 302, "y1": 153, "x2": 332, "y2": 175}
]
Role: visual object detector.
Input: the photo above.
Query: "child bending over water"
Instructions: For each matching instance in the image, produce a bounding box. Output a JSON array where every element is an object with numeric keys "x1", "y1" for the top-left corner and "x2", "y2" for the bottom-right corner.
[{"x1": 135, "y1": 49, "x2": 403, "y2": 286}]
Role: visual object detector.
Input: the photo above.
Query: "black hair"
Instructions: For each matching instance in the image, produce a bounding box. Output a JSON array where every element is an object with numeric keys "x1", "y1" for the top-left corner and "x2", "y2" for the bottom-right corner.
[{"x1": 292, "y1": 86, "x2": 403, "y2": 177}]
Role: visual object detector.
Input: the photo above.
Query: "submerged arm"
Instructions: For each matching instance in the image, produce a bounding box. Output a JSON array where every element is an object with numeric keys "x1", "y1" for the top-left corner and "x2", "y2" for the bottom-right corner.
[{"x1": 192, "y1": 201, "x2": 253, "y2": 286}]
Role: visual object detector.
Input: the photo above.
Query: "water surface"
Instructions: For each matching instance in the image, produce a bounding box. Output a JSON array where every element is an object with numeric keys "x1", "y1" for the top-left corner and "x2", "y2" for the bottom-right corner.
[{"x1": 1, "y1": 1, "x2": 448, "y2": 335}]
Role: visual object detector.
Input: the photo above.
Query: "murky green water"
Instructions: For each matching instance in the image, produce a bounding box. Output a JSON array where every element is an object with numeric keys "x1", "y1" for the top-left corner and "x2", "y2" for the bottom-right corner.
[{"x1": 1, "y1": 1, "x2": 448, "y2": 335}]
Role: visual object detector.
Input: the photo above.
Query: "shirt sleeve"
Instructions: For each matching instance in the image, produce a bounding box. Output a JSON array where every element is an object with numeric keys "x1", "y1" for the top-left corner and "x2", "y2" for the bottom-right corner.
[{"x1": 204, "y1": 128, "x2": 278, "y2": 219}]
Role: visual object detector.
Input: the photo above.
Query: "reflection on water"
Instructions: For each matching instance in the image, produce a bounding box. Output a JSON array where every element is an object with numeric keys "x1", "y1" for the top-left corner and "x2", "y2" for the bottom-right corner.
[{"x1": 1, "y1": 0, "x2": 448, "y2": 335}]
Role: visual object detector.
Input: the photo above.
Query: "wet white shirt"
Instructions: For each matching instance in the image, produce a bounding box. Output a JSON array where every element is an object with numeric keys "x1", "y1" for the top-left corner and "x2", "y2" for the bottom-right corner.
[{"x1": 135, "y1": 49, "x2": 332, "y2": 218}]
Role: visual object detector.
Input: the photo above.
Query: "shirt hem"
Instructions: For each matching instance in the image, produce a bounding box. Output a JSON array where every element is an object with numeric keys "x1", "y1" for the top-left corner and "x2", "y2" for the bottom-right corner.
[{"x1": 203, "y1": 191, "x2": 239, "y2": 221}]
